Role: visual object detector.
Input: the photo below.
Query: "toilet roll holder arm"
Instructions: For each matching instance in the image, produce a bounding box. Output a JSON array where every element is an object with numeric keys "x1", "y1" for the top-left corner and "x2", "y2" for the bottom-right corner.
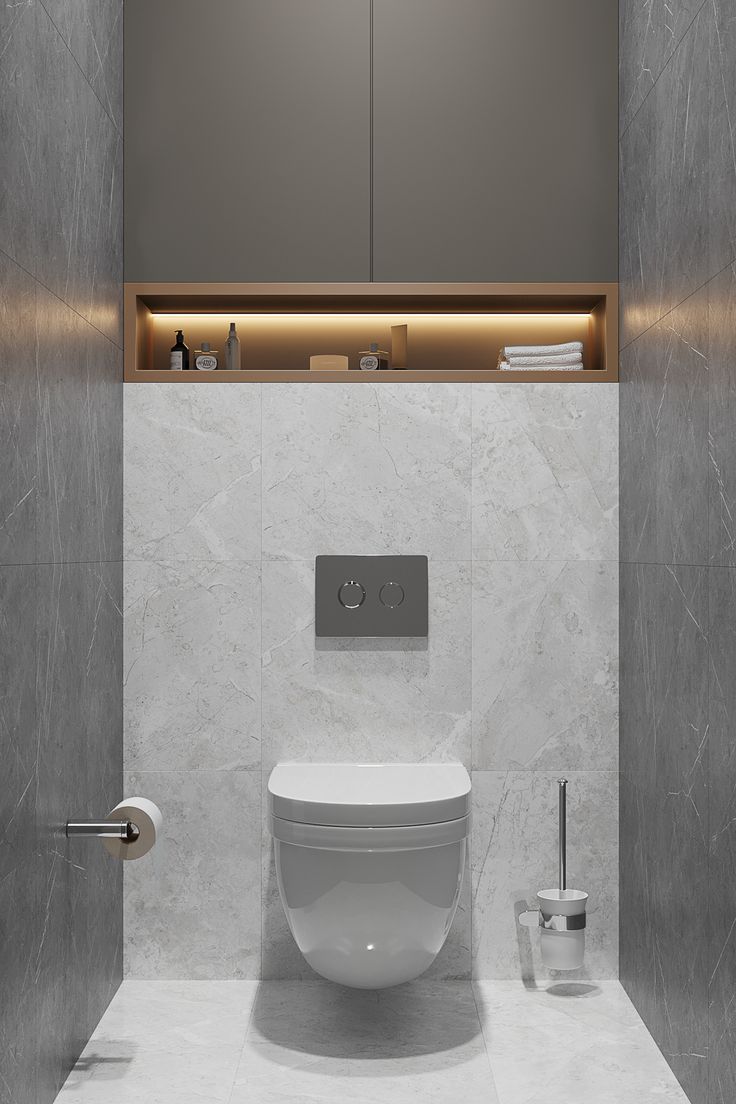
[{"x1": 66, "y1": 819, "x2": 140, "y2": 841}]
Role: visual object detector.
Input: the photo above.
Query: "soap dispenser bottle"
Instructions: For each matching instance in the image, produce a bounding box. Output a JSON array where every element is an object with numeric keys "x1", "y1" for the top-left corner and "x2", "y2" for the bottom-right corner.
[
  {"x1": 170, "y1": 330, "x2": 189, "y2": 371},
  {"x1": 225, "y1": 322, "x2": 241, "y2": 371}
]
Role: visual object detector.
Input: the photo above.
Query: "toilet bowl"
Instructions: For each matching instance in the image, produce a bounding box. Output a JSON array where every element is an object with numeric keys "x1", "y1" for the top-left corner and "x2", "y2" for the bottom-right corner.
[{"x1": 268, "y1": 762, "x2": 471, "y2": 989}]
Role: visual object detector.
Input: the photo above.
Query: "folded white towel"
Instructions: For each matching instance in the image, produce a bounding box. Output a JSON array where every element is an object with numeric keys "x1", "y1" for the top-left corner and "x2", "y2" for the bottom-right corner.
[
  {"x1": 503, "y1": 341, "x2": 583, "y2": 358},
  {"x1": 499, "y1": 360, "x2": 584, "y2": 372},
  {"x1": 506, "y1": 353, "x2": 583, "y2": 367}
]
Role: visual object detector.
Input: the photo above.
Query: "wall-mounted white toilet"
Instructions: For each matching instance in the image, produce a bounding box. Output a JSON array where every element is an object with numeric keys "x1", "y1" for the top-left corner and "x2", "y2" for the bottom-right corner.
[{"x1": 268, "y1": 762, "x2": 471, "y2": 989}]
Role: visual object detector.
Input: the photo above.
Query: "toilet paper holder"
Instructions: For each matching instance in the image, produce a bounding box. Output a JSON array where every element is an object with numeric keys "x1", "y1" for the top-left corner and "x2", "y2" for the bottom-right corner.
[{"x1": 66, "y1": 819, "x2": 140, "y2": 841}]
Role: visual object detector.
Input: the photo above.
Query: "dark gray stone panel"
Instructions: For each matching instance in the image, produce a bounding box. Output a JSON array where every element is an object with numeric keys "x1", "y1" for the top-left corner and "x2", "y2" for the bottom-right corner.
[
  {"x1": 707, "y1": 566, "x2": 736, "y2": 1104},
  {"x1": 619, "y1": 0, "x2": 707, "y2": 135},
  {"x1": 0, "y1": 565, "x2": 39, "y2": 1104},
  {"x1": 619, "y1": 561, "x2": 710, "y2": 1103},
  {"x1": 620, "y1": 771, "x2": 709, "y2": 1103},
  {"x1": 35, "y1": 560, "x2": 123, "y2": 1101},
  {"x1": 0, "y1": 0, "x2": 123, "y2": 345},
  {"x1": 619, "y1": 283, "x2": 709, "y2": 565},
  {"x1": 0, "y1": 252, "x2": 38, "y2": 566},
  {"x1": 707, "y1": 264, "x2": 736, "y2": 567},
  {"x1": 35, "y1": 286, "x2": 123, "y2": 565},
  {"x1": 710, "y1": 1, "x2": 736, "y2": 280},
  {"x1": 619, "y1": 5, "x2": 710, "y2": 346},
  {"x1": 40, "y1": 0, "x2": 123, "y2": 131}
]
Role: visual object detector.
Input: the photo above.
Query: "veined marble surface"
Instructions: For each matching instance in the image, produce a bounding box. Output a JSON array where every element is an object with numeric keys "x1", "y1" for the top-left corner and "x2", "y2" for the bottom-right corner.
[
  {"x1": 54, "y1": 980, "x2": 689, "y2": 1104},
  {"x1": 123, "y1": 381, "x2": 618, "y2": 981}
]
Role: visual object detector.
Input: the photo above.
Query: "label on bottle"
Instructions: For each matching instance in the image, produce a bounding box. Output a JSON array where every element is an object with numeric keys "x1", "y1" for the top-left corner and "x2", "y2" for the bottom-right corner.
[
  {"x1": 359, "y1": 354, "x2": 379, "y2": 371},
  {"x1": 195, "y1": 355, "x2": 218, "y2": 371},
  {"x1": 170, "y1": 350, "x2": 183, "y2": 371}
]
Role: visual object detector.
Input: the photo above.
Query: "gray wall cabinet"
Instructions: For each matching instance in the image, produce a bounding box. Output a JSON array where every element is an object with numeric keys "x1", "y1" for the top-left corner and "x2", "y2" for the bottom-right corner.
[
  {"x1": 125, "y1": 0, "x2": 617, "y2": 283},
  {"x1": 372, "y1": 0, "x2": 617, "y2": 282},
  {"x1": 125, "y1": 0, "x2": 371, "y2": 281}
]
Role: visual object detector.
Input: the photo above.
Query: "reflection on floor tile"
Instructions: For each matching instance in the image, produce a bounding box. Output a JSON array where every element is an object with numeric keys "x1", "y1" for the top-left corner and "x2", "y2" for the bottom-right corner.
[
  {"x1": 55, "y1": 979, "x2": 690, "y2": 1104},
  {"x1": 474, "y1": 981, "x2": 691, "y2": 1104}
]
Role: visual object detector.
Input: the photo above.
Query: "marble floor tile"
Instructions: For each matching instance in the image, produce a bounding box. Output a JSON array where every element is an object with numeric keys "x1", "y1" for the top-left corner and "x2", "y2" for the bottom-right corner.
[
  {"x1": 262, "y1": 384, "x2": 471, "y2": 562},
  {"x1": 124, "y1": 384, "x2": 261, "y2": 562},
  {"x1": 471, "y1": 771, "x2": 618, "y2": 980},
  {"x1": 261, "y1": 560, "x2": 471, "y2": 768},
  {"x1": 471, "y1": 384, "x2": 618, "y2": 562},
  {"x1": 474, "y1": 980, "x2": 690, "y2": 1104},
  {"x1": 124, "y1": 772, "x2": 261, "y2": 979},
  {"x1": 53, "y1": 980, "x2": 692, "y2": 1104},
  {"x1": 124, "y1": 560, "x2": 261, "y2": 771},
  {"x1": 472, "y1": 561, "x2": 618, "y2": 771},
  {"x1": 54, "y1": 981, "x2": 258, "y2": 1102},
  {"x1": 230, "y1": 980, "x2": 497, "y2": 1104}
]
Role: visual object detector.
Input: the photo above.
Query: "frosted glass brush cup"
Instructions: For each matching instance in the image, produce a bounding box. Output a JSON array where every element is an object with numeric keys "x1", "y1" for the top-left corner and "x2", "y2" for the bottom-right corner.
[{"x1": 537, "y1": 888, "x2": 587, "y2": 970}]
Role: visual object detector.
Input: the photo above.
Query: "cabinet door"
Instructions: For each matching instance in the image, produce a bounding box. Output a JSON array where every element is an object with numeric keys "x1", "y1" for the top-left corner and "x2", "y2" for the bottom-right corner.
[
  {"x1": 372, "y1": 0, "x2": 617, "y2": 282},
  {"x1": 125, "y1": 0, "x2": 370, "y2": 281}
]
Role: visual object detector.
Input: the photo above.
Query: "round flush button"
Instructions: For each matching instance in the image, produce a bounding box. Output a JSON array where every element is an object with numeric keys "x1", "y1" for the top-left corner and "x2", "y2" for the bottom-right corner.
[
  {"x1": 338, "y1": 580, "x2": 366, "y2": 609},
  {"x1": 379, "y1": 581, "x2": 405, "y2": 608}
]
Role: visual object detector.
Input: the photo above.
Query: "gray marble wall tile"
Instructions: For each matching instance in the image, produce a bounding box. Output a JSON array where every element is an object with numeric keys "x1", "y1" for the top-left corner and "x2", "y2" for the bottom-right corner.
[
  {"x1": 620, "y1": 774, "x2": 709, "y2": 1102},
  {"x1": 124, "y1": 560, "x2": 261, "y2": 772},
  {"x1": 36, "y1": 285, "x2": 123, "y2": 565},
  {"x1": 262, "y1": 384, "x2": 471, "y2": 561},
  {"x1": 707, "y1": 567, "x2": 736, "y2": 1104},
  {"x1": 471, "y1": 770, "x2": 619, "y2": 980},
  {"x1": 707, "y1": 264, "x2": 736, "y2": 567},
  {"x1": 710, "y1": 1, "x2": 736, "y2": 280},
  {"x1": 0, "y1": 0, "x2": 123, "y2": 344},
  {"x1": 0, "y1": 254, "x2": 37, "y2": 566},
  {"x1": 472, "y1": 384, "x2": 618, "y2": 562},
  {"x1": 124, "y1": 384, "x2": 262, "y2": 563},
  {"x1": 619, "y1": 5, "x2": 710, "y2": 347},
  {"x1": 619, "y1": 562, "x2": 709, "y2": 794},
  {"x1": 0, "y1": 566, "x2": 39, "y2": 1104},
  {"x1": 40, "y1": 0, "x2": 123, "y2": 130},
  {"x1": 35, "y1": 560, "x2": 123, "y2": 1102},
  {"x1": 472, "y1": 561, "x2": 618, "y2": 771},
  {"x1": 261, "y1": 559, "x2": 471, "y2": 769},
  {"x1": 619, "y1": 285, "x2": 709, "y2": 565},
  {"x1": 619, "y1": 0, "x2": 707, "y2": 134},
  {"x1": 124, "y1": 770, "x2": 261, "y2": 979}
]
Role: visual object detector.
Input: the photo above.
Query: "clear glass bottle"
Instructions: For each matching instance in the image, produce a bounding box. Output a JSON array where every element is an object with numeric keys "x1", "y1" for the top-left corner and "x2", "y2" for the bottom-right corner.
[{"x1": 225, "y1": 322, "x2": 241, "y2": 371}]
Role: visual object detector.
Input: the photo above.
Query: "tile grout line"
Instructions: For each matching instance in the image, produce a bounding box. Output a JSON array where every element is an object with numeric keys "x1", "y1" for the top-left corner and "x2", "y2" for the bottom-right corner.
[{"x1": 0, "y1": 245, "x2": 123, "y2": 354}]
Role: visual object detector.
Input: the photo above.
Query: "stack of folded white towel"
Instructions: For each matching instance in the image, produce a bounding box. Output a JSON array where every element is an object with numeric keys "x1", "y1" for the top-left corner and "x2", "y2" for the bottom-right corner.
[{"x1": 497, "y1": 341, "x2": 584, "y2": 371}]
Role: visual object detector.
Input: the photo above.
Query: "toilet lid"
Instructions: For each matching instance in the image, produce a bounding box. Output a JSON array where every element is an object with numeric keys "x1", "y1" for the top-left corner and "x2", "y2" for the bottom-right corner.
[{"x1": 268, "y1": 763, "x2": 471, "y2": 827}]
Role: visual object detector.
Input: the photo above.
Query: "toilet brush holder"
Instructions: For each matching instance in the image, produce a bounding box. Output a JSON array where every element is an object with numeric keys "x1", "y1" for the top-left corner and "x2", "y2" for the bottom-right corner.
[{"x1": 518, "y1": 779, "x2": 588, "y2": 971}]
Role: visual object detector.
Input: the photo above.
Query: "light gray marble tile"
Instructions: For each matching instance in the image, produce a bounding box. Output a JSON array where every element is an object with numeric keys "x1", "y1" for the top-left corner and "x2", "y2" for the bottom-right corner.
[
  {"x1": 471, "y1": 384, "x2": 618, "y2": 562},
  {"x1": 471, "y1": 771, "x2": 618, "y2": 980},
  {"x1": 474, "y1": 980, "x2": 691, "y2": 1104},
  {"x1": 124, "y1": 560, "x2": 261, "y2": 772},
  {"x1": 124, "y1": 384, "x2": 261, "y2": 562},
  {"x1": 261, "y1": 560, "x2": 471, "y2": 769},
  {"x1": 472, "y1": 562, "x2": 618, "y2": 771},
  {"x1": 55, "y1": 980, "x2": 257, "y2": 1102},
  {"x1": 124, "y1": 772, "x2": 261, "y2": 979},
  {"x1": 230, "y1": 980, "x2": 497, "y2": 1103},
  {"x1": 262, "y1": 384, "x2": 471, "y2": 561}
]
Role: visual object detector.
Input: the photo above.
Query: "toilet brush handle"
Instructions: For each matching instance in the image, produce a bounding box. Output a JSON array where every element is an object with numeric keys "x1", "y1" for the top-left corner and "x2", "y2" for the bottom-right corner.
[{"x1": 558, "y1": 779, "x2": 567, "y2": 891}]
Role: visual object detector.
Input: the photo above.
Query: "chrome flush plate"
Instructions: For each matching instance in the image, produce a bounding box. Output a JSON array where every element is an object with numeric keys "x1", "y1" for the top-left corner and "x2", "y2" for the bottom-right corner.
[{"x1": 315, "y1": 555, "x2": 429, "y2": 637}]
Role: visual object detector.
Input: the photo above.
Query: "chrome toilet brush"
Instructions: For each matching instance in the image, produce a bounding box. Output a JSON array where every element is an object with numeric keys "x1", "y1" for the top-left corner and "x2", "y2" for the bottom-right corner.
[{"x1": 519, "y1": 779, "x2": 588, "y2": 970}]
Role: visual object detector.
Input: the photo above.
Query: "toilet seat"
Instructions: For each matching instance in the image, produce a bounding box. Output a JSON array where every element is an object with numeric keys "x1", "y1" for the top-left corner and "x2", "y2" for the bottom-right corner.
[
  {"x1": 268, "y1": 762, "x2": 471, "y2": 828},
  {"x1": 270, "y1": 812, "x2": 470, "y2": 851}
]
